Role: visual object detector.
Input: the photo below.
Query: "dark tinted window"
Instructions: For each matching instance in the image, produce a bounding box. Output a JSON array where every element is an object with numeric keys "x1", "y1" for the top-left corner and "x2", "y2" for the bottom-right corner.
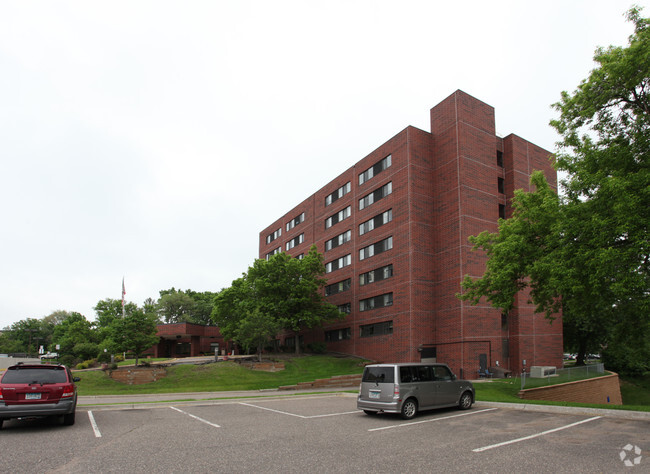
[
  {"x1": 400, "y1": 366, "x2": 433, "y2": 383},
  {"x1": 2, "y1": 367, "x2": 68, "y2": 384},
  {"x1": 362, "y1": 366, "x2": 394, "y2": 384},
  {"x1": 433, "y1": 365, "x2": 453, "y2": 381}
]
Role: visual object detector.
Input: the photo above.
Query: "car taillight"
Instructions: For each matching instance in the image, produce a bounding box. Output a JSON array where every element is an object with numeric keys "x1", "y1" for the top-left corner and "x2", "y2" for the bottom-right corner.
[
  {"x1": 394, "y1": 384, "x2": 400, "y2": 399},
  {"x1": 61, "y1": 384, "x2": 75, "y2": 398}
]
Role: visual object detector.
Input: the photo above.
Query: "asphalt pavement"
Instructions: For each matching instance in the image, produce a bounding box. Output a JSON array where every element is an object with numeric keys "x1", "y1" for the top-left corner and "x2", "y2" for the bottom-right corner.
[{"x1": 77, "y1": 388, "x2": 650, "y2": 421}]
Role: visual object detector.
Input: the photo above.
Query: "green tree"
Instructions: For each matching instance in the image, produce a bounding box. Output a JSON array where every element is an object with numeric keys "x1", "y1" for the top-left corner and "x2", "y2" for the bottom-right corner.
[
  {"x1": 213, "y1": 246, "x2": 343, "y2": 356},
  {"x1": 156, "y1": 289, "x2": 217, "y2": 325},
  {"x1": 107, "y1": 309, "x2": 160, "y2": 366},
  {"x1": 156, "y1": 289, "x2": 196, "y2": 324},
  {"x1": 52, "y1": 313, "x2": 97, "y2": 363},
  {"x1": 460, "y1": 8, "x2": 650, "y2": 374}
]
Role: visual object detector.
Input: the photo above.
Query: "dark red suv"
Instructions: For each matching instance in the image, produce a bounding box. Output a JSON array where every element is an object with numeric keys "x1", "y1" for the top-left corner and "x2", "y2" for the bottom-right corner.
[{"x1": 0, "y1": 363, "x2": 80, "y2": 429}]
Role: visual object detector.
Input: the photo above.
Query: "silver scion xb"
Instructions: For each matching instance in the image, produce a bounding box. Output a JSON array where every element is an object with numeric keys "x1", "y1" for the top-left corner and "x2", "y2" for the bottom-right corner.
[{"x1": 357, "y1": 363, "x2": 475, "y2": 419}]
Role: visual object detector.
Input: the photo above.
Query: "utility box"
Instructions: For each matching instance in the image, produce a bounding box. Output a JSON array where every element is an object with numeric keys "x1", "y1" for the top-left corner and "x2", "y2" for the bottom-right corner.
[{"x1": 530, "y1": 366, "x2": 556, "y2": 378}]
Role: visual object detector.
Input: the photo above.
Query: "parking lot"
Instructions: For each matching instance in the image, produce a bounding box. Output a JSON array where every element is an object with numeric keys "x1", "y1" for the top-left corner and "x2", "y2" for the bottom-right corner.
[{"x1": 1, "y1": 394, "x2": 648, "y2": 473}]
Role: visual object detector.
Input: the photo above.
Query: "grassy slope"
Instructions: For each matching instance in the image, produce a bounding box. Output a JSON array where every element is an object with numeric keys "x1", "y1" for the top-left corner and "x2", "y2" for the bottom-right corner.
[
  {"x1": 75, "y1": 355, "x2": 366, "y2": 395},
  {"x1": 75, "y1": 356, "x2": 649, "y2": 412}
]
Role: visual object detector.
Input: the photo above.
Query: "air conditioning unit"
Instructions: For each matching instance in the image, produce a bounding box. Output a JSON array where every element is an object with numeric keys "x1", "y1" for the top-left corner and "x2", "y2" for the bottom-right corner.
[{"x1": 530, "y1": 366, "x2": 556, "y2": 378}]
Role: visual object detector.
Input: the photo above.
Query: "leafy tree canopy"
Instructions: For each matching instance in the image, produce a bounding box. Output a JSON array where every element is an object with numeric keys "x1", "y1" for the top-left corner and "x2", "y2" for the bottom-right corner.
[{"x1": 212, "y1": 246, "x2": 343, "y2": 356}]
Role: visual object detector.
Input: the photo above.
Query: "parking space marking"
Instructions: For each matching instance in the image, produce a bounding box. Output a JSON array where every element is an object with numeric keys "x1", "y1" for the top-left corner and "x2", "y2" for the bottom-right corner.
[
  {"x1": 170, "y1": 406, "x2": 221, "y2": 428},
  {"x1": 239, "y1": 402, "x2": 358, "y2": 419},
  {"x1": 88, "y1": 411, "x2": 102, "y2": 438},
  {"x1": 473, "y1": 415, "x2": 602, "y2": 452},
  {"x1": 368, "y1": 408, "x2": 498, "y2": 432}
]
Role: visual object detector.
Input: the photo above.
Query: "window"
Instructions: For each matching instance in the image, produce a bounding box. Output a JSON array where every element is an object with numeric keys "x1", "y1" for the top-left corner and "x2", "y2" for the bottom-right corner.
[
  {"x1": 359, "y1": 154, "x2": 392, "y2": 185},
  {"x1": 325, "y1": 278, "x2": 351, "y2": 296},
  {"x1": 497, "y1": 150, "x2": 504, "y2": 168},
  {"x1": 286, "y1": 212, "x2": 305, "y2": 231},
  {"x1": 325, "y1": 254, "x2": 351, "y2": 273},
  {"x1": 337, "y1": 303, "x2": 351, "y2": 314},
  {"x1": 325, "y1": 230, "x2": 352, "y2": 251},
  {"x1": 359, "y1": 264, "x2": 393, "y2": 286},
  {"x1": 325, "y1": 327, "x2": 351, "y2": 341},
  {"x1": 325, "y1": 182, "x2": 351, "y2": 207},
  {"x1": 432, "y1": 365, "x2": 453, "y2": 381},
  {"x1": 362, "y1": 365, "x2": 395, "y2": 383},
  {"x1": 359, "y1": 209, "x2": 392, "y2": 235},
  {"x1": 498, "y1": 177, "x2": 505, "y2": 194},
  {"x1": 266, "y1": 247, "x2": 281, "y2": 260},
  {"x1": 400, "y1": 366, "x2": 433, "y2": 383},
  {"x1": 359, "y1": 236, "x2": 393, "y2": 261},
  {"x1": 359, "y1": 292, "x2": 393, "y2": 312},
  {"x1": 265, "y1": 228, "x2": 282, "y2": 244},
  {"x1": 499, "y1": 204, "x2": 506, "y2": 219},
  {"x1": 325, "y1": 206, "x2": 351, "y2": 229},
  {"x1": 359, "y1": 182, "x2": 392, "y2": 210},
  {"x1": 286, "y1": 233, "x2": 304, "y2": 251},
  {"x1": 360, "y1": 320, "x2": 393, "y2": 337}
]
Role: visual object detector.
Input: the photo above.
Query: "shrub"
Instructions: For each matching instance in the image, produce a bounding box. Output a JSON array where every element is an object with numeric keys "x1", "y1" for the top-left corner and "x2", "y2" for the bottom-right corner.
[
  {"x1": 76, "y1": 359, "x2": 98, "y2": 370},
  {"x1": 59, "y1": 355, "x2": 77, "y2": 368},
  {"x1": 307, "y1": 342, "x2": 327, "y2": 354},
  {"x1": 97, "y1": 351, "x2": 112, "y2": 363}
]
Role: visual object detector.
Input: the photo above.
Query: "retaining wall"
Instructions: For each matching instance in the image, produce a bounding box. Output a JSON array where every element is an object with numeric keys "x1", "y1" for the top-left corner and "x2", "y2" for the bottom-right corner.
[
  {"x1": 109, "y1": 367, "x2": 167, "y2": 385},
  {"x1": 518, "y1": 372, "x2": 623, "y2": 405}
]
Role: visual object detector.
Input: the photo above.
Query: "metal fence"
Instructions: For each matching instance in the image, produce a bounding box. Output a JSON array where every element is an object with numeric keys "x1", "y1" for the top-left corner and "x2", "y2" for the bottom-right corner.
[{"x1": 520, "y1": 363, "x2": 605, "y2": 390}]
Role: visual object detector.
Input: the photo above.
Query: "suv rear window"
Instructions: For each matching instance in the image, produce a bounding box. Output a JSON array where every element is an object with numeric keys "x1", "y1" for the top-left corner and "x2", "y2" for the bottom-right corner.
[
  {"x1": 362, "y1": 366, "x2": 394, "y2": 383},
  {"x1": 2, "y1": 367, "x2": 68, "y2": 384}
]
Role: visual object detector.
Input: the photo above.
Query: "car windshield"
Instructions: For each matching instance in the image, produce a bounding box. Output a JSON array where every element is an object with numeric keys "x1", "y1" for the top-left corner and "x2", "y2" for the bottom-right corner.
[
  {"x1": 2, "y1": 367, "x2": 67, "y2": 384},
  {"x1": 362, "y1": 366, "x2": 394, "y2": 383}
]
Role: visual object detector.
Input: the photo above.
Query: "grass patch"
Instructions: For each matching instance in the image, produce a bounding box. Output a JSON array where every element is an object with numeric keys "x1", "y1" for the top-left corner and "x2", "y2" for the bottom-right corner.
[
  {"x1": 620, "y1": 373, "x2": 650, "y2": 406},
  {"x1": 75, "y1": 355, "x2": 366, "y2": 396}
]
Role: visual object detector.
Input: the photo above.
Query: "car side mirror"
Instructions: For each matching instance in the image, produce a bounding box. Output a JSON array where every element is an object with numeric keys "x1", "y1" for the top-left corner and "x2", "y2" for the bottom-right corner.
[
  {"x1": 73, "y1": 377, "x2": 81, "y2": 382},
  {"x1": 451, "y1": 374, "x2": 457, "y2": 381}
]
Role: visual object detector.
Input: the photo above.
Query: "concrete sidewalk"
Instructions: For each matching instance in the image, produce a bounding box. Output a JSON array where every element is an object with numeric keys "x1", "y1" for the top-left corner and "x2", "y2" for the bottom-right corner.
[{"x1": 77, "y1": 387, "x2": 355, "y2": 410}]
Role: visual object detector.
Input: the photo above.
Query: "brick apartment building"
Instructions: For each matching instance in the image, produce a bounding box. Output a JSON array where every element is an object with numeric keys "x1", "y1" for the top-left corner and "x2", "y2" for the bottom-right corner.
[{"x1": 259, "y1": 90, "x2": 563, "y2": 379}]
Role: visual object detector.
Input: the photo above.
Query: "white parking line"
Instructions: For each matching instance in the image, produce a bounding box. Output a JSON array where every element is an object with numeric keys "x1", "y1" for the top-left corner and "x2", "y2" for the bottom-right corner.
[
  {"x1": 170, "y1": 406, "x2": 221, "y2": 428},
  {"x1": 368, "y1": 408, "x2": 498, "y2": 432},
  {"x1": 239, "y1": 402, "x2": 358, "y2": 419},
  {"x1": 473, "y1": 416, "x2": 602, "y2": 452},
  {"x1": 88, "y1": 411, "x2": 102, "y2": 438}
]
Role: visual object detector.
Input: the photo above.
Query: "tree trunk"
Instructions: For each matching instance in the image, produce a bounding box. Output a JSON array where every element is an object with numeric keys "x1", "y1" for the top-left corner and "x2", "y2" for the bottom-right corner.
[
  {"x1": 575, "y1": 338, "x2": 588, "y2": 366},
  {"x1": 295, "y1": 331, "x2": 300, "y2": 355}
]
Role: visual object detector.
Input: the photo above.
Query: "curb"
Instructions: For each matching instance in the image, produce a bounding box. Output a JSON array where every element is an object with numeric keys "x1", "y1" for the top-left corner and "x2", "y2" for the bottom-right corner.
[{"x1": 475, "y1": 401, "x2": 650, "y2": 421}]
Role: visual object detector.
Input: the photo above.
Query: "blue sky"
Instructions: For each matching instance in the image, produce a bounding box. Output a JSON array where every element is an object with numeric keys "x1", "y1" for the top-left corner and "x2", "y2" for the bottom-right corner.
[{"x1": 0, "y1": 1, "x2": 644, "y2": 328}]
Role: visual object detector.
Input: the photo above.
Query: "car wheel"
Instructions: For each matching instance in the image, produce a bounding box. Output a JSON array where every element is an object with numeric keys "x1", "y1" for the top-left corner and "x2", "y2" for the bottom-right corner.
[
  {"x1": 63, "y1": 412, "x2": 76, "y2": 426},
  {"x1": 363, "y1": 410, "x2": 378, "y2": 416},
  {"x1": 458, "y1": 391, "x2": 473, "y2": 410},
  {"x1": 400, "y1": 398, "x2": 418, "y2": 420},
  {"x1": 0, "y1": 418, "x2": 4, "y2": 430}
]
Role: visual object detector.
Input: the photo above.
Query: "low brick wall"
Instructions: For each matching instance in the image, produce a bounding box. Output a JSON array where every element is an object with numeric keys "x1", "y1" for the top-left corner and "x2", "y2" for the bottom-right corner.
[
  {"x1": 518, "y1": 372, "x2": 623, "y2": 405},
  {"x1": 279, "y1": 374, "x2": 362, "y2": 391},
  {"x1": 109, "y1": 367, "x2": 167, "y2": 385}
]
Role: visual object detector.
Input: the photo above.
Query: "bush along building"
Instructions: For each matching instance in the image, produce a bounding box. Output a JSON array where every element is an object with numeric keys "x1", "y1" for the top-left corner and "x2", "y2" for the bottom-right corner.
[{"x1": 259, "y1": 90, "x2": 563, "y2": 379}]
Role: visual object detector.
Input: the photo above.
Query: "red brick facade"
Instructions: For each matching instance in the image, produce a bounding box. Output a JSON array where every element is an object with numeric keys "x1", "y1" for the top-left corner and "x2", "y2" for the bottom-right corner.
[
  {"x1": 259, "y1": 91, "x2": 563, "y2": 379},
  {"x1": 147, "y1": 323, "x2": 225, "y2": 358}
]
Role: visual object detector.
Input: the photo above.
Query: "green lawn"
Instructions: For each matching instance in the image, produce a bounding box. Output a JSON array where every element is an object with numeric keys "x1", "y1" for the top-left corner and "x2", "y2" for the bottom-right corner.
[{"x1": 75, "y1": 355, "x2": 367, "y2": 395}]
